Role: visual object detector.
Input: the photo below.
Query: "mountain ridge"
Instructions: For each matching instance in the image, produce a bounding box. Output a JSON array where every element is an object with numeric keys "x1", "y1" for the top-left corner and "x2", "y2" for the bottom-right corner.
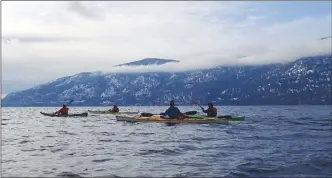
[
  {"x1": 113, "y1": 58, "x2": 180, "y2": 67},
  {"x1": 2, "y1": 55, "x2": 332, "y2": 107}
]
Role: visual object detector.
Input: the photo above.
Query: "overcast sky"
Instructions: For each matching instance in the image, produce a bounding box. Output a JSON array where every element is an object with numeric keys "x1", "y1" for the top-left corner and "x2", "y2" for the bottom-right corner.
[{"x1": 2, "y1": 1, "x2": 332, "y2": 94}]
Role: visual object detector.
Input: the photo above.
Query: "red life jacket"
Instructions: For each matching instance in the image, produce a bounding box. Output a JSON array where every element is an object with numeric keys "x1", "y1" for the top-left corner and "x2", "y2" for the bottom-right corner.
[
  {"x1": 57, "y1": 107, "x2": 69, "y2": 115},
  {"x1": 112, "y1": 106, "x2": 119, "y2": 112}
]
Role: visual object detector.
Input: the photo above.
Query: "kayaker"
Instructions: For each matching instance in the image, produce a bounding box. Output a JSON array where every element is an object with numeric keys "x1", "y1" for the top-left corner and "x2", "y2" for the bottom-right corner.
[
  {"x1": 109, "y1": 105, "x2": 119, "y2": 113},
  {"x1": 202, "y1": 102, "x2": 217, "y2": 117},
  {"x1": 163, "y1": 100, "x2": 185, "y2": 119},
  {"x1": 55, "y1": 104, "x2": 69, "y2": 116}
]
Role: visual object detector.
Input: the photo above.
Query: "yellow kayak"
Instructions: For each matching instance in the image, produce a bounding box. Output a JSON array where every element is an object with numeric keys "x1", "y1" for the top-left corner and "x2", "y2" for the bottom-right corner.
[{"x1": 115, "y1": 115, "x2": 230, "y2": 124}]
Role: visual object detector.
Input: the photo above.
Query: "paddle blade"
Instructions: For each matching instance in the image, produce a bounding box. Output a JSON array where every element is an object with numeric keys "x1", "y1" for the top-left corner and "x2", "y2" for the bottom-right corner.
[{"x1": 66, "y1": 100, "x2": 74, "y2": 105}]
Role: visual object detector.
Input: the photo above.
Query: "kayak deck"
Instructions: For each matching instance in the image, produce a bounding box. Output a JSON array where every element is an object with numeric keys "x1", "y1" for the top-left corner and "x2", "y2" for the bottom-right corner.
[
  {"x1": 40, "y1": 112, "x2": 88, "y2": 117},
  {"x1": 116, "y1": 115, "x2": 231, "y2": 124},
  {"x1": 87, "y1": 110, "x2": 139, "y2": 115}
]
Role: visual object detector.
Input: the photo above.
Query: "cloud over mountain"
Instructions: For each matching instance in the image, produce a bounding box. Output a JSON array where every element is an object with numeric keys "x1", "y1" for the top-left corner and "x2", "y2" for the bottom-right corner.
[{"x1": 2, "y1": 1, "x2": 331, "y2": 93}]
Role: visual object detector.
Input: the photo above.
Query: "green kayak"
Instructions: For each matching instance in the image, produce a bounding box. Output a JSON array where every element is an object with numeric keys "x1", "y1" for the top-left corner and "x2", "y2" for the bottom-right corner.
[
  {"x1": 40, "y1": 112, "x2": 88, "y2": 117},
  {"x1": 87, "y1": 110, "x2": 139, "y2": 115},
  {"x1": 187, "y1": 114, "x2": 245, "y2": 121}
]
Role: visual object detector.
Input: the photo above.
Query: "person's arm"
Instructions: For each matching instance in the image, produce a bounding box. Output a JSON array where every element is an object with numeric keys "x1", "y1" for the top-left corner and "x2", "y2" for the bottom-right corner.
[
  {"x1": 55, "y1": 108, "x2": 61, "y2": 114},
  {"x1": 175, "y1": 107, "x2": 182, "y2": 115},
  {"x1": 177, "y1": 108, "x2": 183, "y2": 116},
  {"x1": 202, "y1": 108, "x2": 207, "y2": 113}
]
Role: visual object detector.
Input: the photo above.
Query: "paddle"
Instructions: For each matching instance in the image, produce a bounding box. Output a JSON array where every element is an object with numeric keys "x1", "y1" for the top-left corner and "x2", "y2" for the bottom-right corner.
[
  {"x1": 66, "y1": 100, "x2": 74, "y2": 105},
  {"x1": 192, "y1": 100, "x2": 204, "y2": 110},
  {"x1": 140, "y1": 111, "x2": 198, "y2": 117}
]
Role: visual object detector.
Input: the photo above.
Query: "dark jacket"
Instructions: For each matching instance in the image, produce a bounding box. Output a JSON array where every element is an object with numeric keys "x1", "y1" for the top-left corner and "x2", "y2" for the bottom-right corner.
[
  {"x1": 164, "y1": 105, "x2": 182, "y2": 118},
  {"x1": 202, "y1": 107, "x2": 217, "y2": 117}
]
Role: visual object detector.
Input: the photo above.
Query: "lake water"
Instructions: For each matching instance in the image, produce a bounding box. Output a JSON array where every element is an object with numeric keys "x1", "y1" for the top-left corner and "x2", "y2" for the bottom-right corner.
[{"x1": 1, "y1": 106, "x2": 332, "y2": 177}]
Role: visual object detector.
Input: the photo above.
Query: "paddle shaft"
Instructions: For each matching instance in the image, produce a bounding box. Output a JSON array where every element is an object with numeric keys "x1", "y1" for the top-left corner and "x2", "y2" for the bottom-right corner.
[
  {"x1": 192, "y1": 100, "x2": 204, "y2": 110},
  {"x1": 66, "y1": 100, "x2": 74, "y2": 106},
  {"x1": 197, "y1": 103, "x2": 204, "y2": 110}
]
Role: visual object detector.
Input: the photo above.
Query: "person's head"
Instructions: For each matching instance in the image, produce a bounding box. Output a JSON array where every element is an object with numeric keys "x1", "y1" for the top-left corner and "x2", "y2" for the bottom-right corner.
[
  {"x1": 113, "y1": 105, "x2": 117, "y2": 108},
  {"x1": 62, "y1": 104, "x2": 66, "y2": 108},
  {"x1": 170, "y1": 100, "x2": 175, "y2": 106},
  {"x1": 208, "y1": 102, "x2": 213, "y2": 108}
]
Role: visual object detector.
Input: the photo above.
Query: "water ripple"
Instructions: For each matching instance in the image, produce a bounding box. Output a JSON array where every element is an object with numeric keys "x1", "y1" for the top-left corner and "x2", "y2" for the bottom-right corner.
[
  {"x1": 2, "y1": 106, "x2": 332, "y2": 177},
  {"x1": 92, "y1": 158, "x2": 113, "y2": 163}
]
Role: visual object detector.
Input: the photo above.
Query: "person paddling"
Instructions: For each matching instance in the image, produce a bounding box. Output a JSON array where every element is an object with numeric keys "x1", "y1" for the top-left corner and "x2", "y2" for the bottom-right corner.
[
  {"x1": 202, "y1": 102, "x2": 217, "y2": 117},
  {"x1": 55, "y1": 104, "x2": 69, "y2": 116},
  {"x1": 162, "y1": 100, "x2": 185, "y2": 119},
  {"x1": 109, "y1": 105, "x2": 119, "y2": 113}
]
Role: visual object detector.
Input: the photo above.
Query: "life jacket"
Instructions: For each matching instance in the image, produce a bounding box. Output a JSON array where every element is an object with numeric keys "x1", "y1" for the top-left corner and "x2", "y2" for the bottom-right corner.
[
  {"x1": 58, "y1": 107, "x2": 69, "y2": 115},
  {"x1": 112, "y1": 106, "x2": 119, "y2": 112},
  {"x1": 211, "y1": 107, "x2": 217, "y2": 115},
  {"x1": 207, "y1": 107, "x2": 217, "y2": 117}
]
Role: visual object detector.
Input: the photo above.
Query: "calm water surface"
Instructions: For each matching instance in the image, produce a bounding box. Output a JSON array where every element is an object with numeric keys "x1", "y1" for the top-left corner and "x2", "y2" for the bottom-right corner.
[{"x1": 2, "y1": 106, "x2": 332, "y2": 177}]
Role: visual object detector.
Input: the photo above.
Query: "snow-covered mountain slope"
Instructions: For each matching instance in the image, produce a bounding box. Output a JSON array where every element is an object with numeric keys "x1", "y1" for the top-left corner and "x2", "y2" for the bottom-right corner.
[{"x1": 2, "y1": 55, "x2": 331, "y2": 106}]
